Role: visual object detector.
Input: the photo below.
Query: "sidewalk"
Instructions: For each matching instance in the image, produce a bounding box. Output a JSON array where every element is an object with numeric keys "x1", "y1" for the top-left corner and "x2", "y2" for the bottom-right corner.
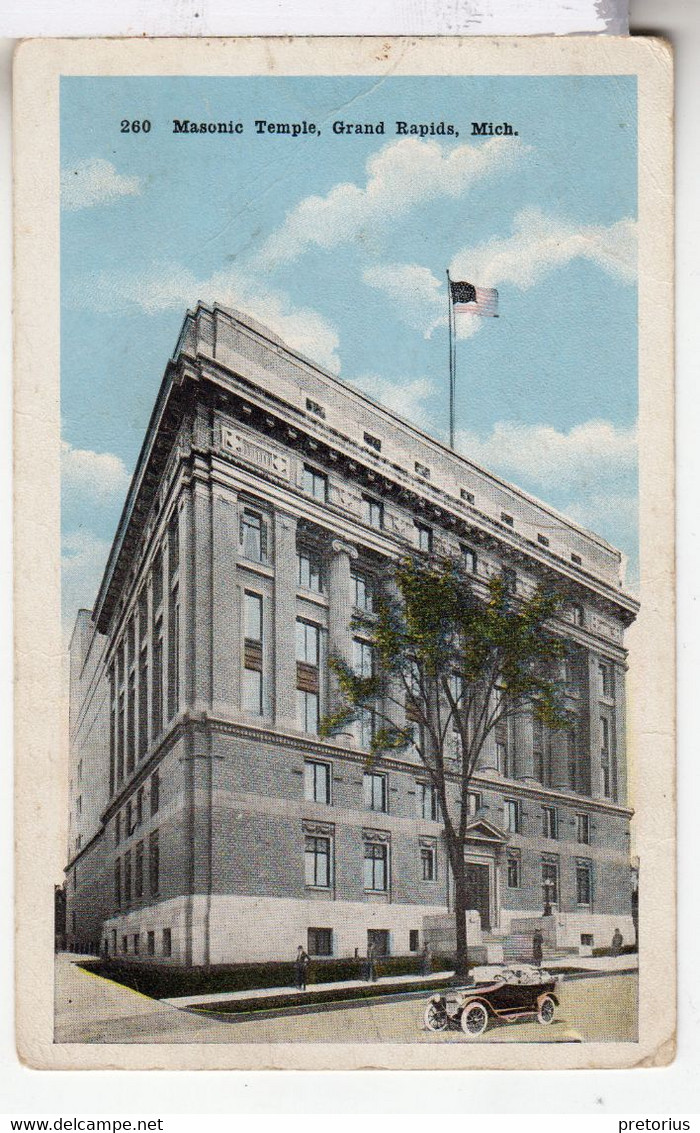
[{"x1": 162, "y1": 969, "x2": 454, "y2": 1008}]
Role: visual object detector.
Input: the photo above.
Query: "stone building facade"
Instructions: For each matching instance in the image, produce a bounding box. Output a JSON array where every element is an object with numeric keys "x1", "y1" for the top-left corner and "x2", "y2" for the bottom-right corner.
[{"x1": 65, "y1": 303, "x2": 638, "y2": 965}]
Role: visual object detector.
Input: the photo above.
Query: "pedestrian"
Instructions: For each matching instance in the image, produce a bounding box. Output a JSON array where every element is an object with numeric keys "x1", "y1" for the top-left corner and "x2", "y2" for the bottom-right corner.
[
  {"x1": 420, "y1": 942, "x2": 432, "y2": 977},
  {"x1": 294, "y1": 944, "x2": 309, "y2": 991},
  {"x1": 611, "y1": 927, "x2": 623, "y2": 956},
  {"x1": 366, "y1": 941, "x2": 377, "y2": 983},
  {"x1": 532, "y1": 929, "x2": 544, "y2": 967}
]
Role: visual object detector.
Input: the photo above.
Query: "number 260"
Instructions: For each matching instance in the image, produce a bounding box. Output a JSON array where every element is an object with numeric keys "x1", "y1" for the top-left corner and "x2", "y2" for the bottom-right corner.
[{"x1": 120, "y1": 120, "x2": 151, "y2": 134}]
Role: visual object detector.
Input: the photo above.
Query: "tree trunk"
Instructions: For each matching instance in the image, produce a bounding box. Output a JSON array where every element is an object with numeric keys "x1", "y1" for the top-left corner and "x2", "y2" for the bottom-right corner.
[{"x1": 452, "y1": 858, "x2": 470, "y2": 983}]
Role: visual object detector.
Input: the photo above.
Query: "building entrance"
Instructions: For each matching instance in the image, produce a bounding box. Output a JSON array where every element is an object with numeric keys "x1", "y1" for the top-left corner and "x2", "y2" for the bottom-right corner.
[{"x1": 465, "y1": 862, "x2": 491, "y2": 931}]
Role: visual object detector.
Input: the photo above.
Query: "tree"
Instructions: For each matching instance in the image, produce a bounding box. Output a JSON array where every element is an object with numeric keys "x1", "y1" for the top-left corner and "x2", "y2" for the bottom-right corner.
[{"x1": 321, "y1": 554, "x2": 570, "y2": 981}]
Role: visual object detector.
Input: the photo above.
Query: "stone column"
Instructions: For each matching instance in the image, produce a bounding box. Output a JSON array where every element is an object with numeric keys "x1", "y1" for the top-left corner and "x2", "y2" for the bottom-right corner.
[
  {"x1": 273, "y1": 510, "x2": 298, "y2": 731},
  {"x1": 613, "y1": 661, "x2": 627, "y2": 805},
  {"x1": 513, "y1": 710, "x2": 536, "y2": 782},
  {"x1": 587, "y1": 650, "x2": 605, "y2": 799},
  {"x1": 328, "y1": 539, "x2": 358, "y2": 668},
  {"x1": 211, "y1": 486, "x2": 239, "y2": 718},
  {"x1": 549, "y1": 728, "x2": 570, "y2": 791},
  {"x1": 192, "y1": 477, "x2": 214, "y2": 714}
]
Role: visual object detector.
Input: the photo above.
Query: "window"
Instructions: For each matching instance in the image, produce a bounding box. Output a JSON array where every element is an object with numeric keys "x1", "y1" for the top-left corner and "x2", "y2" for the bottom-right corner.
[
  {"x1": 305, "y1": 835, "x2": 331, "y2": 888},
  {"x1": 467, "y1": 791, "x2": 481, "y2": 817},
  {"x1": 504, "y1": 798, "x2": 520, "y2": 834},
  {"x1": 306, "y1": 398, "x2": 325, "y2": 419},
  {"x1": 77, "y1": 759, "x2": 83, "y2": 783},
  {"x1": 135, "y1": 841, "x2": 144, "y2": 899},
  {"x1": 501, "y1": 512, "x2": 514, "y2": 527},
  {"x1": 147, "y1": 930, "x2": 155, "y2": 956},
  {"x1": 496, "y1": 741, "x2": 508, "y2": 775},
  {"x1": 298, "y1": 549, "x2": 323, "y2": 592},
  {"x1": 601, "y1": 716, "x2": 611, "y2": 797},
  {"x1": 419, "y1": 783, "x2": 440, "y2": 821},
  {"x1": 126, "y1": 671, "x2": 136, "y2": 774},
  {"x1": 149, "y1": 830, "x2": 159, "y2": 896},
  {"x1": 409, "y1": 929, "x2": 420, "y2": 952},
  {"x1": 461, "y1": 546, "x2": 477, "y2": 574},
  {"x1": 122, "y1": 936, "x2": 128, "y2": 955},
  {"x1": 461, "y1": 489, "x2": 475, "y2": 504},
  {"x1": 542, "y1": 806, "x2": 558, "y2": 840},
  {"x1": 533, "y1": 717, "x2": 546, "y2": 785},
  {"x1": 364, "y1": 841, "x2": 388, "y2": 891},
  {"x1": 415, "y1": 461, "x2": 431, "y2": 480},
  {"x1": 114, "y1": 859, "x2": 121, "y2": 908},
  {"x1": 152, "y1": 616, "x2": 163, "y2": 738},
  {"x1": 124, "y1": 850, "x2": 132, "y2": 904},
  {"x1": 296, "y1": 620, "x2": 321, "y2": 734},
  {"x1": 308, "y1": 927, "x2": 333, "y2": 956},
  {"x1": 133, "y1": 933, "x2": 140, "y2": 956},
  {"x1": 240, "y1": 508, "x2": 268, "y2": 563},
  {"x1": 136, "y1": 787, "x2": 144, "y2": 827},
  {"x1": 541, "y1": 859, "x2": 559, "y2": 905},
  {"x1": 115, "y1": 813, "x2": 121, "y2": 845},
  {"x1": 162, "y1": 928, "x2": 172, "y2": 957},
  {"x1": 304, "y1": 760, "x2": 331, "y2": 805},
  {"x1": 353, "y1": 638, "x2": 374, "y2": 678},
  {"x1": 576, "y1": 813, "x2": 590, "y2": 845},
  {"x1": 364, "y1": 772, "x2": 387, "y2": 813},
  {"x1": 77, "y1": 794, "x2": 82, "y2": 817},
  {"x1": 138, "y1": 642, "x2": 149, "y2": 758},
  {"x1": 537, "y1": 533, "x2": 550, "y2": 547},
  {"x1": 415, "y1": 521, "x2": 433, "y2": 552},
  {"x1": 420, "y1": 841, "x2": 437, "y2": 882},
  {"x1": 507, "y1": 854, "x2": 521, "y2": 888},
  {"x1": 502, "y1": 567, "x2": 517, "y2": 593},
  {"x1": 150, "y1": 770, "x2": 160, "y2": 817},
  {"x1": 599, "y1": 662, "x2": 613, "y2": 698},
  {"x1": 352, "y1": 571, "x2": 373, "y2": 613},
  {"x1": 126, "y1": 800, "x2": 133, "y2": 836},
  {"x1": 362, "y1": 495, "x2": 383, "y2": 529},
  {"x1": 302, "y1": 464, "x2": 328, "y2": 503},
  {"x1": 576, "y1": 859, "x2": 592, "y2": 905},
  {"x1": 572, "y1": 603, "x2": 585, "y2": 627},
  {"x1": 367, "y1": 928, "x2": 390, "y2": 955},
  {"x1": 567, "y1": 728, "x2": 579, "y2": 791},
  {"x1": 243, "y1": 592, "x2": 264, "y2": 716},
  {"x1": 117, "y1": 685, "x2": 125, "y2": 783},
  {"x1": 581, "y1": 932, "x2": 594, "y2": 947},
  {"x1": 363, "y1": 431, "x2": 381, "y2": 452},
  {"x1": 168, "y1": 583, "x2": 180, "y2": 719},
  {"x1": 152, "y1": 551, "x2": 163, "y2": 612},
  {"x1": 571, "y1": 553, "x2": 582, "y2": 566}
]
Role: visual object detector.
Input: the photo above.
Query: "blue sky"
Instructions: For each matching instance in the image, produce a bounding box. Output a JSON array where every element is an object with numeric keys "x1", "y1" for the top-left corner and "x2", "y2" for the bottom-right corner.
[{"x1": 60, "y1": 74, "x2": 638, "y2": 635}]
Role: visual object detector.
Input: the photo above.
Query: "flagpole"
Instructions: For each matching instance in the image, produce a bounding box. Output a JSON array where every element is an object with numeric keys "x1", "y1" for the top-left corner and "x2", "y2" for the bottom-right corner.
[{"x1": 447, "y1": 269, "x2": 455, "y2": 450}]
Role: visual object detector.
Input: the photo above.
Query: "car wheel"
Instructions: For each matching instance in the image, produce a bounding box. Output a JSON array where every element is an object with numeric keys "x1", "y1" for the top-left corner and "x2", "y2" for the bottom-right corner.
[
  {"x1": 423, "y1": 1000, "x2": 448, "y2": 1032},
  {"x1": 537, "y1": 995, "x2": 556, "y2": 1025},
  {"x1": 460, "y1": 1000, "x2": 489, "y2": 1037}
]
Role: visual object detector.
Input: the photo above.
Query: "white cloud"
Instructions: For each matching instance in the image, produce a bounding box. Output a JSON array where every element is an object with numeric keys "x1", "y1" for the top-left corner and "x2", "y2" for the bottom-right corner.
[
  {"x1": 450, "y1": 207, "x2": 637, "y2": 291},
  {"x1": 365, "y1": 210, "x2": 636, "y2": 340},
  {"x1": 455, "y1": 418, "x2": 637, "y2": 492},
  {"x1": 61, "y1": 440, "x2": 131, "y2": 502},
  {"x1": 61, "y1": 529, "x2": 112, "y2": 643},
  {"x1": 349, "y1": 374, "x2": 438, "y2": 429},
  {"x1": 67, "y1": 263, "x2": 341, "y2": 372},
  {"x1": 61, "y1": 158, "x2": 142, "y2": 211},
  {"x1": 259, "y1": 136, "x2": 525, "y2": 265}
]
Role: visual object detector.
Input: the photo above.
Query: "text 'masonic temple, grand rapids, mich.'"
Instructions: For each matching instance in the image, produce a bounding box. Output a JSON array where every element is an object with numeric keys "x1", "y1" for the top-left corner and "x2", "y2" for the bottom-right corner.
[{"x1": 66, "y1": 303, "x2": 639, "y2": 969}]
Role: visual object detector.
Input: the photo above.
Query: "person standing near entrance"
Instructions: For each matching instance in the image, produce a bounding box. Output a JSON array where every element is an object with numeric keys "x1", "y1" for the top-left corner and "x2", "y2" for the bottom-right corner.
[
  {"x1": 532, "y1": 929, "x2": 544, "y2": 967},
  {"x1": 294, "y1": 944, "x2": 309, "y2": 991},
  {"x1": 366, "y1": 940, "x2": 377, "y2": 983},
  {"x1": 420, "y1": 942, "x2": 432, "y2": 977}
]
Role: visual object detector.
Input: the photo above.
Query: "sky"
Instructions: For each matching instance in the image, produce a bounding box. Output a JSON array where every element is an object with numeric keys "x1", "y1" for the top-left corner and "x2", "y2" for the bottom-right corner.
[{"x1": 60, "y1": 74, "x2": 638, "y2": 637}]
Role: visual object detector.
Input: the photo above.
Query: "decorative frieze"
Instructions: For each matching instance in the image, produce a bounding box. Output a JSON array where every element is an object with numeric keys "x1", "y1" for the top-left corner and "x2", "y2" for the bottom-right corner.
[{"x1": 220, "y1": 424, "x2": 290, "y2": 479}]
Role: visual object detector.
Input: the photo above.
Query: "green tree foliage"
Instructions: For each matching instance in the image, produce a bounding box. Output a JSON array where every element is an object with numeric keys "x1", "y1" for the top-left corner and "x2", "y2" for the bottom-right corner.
[{"x1": 321, "y1": 554, "x2": 570, "y2": 979}]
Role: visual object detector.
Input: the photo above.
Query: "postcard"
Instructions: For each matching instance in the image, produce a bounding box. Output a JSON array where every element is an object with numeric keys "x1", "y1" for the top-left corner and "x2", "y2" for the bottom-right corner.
[{"x1": 13, "y1": 35, "x2": 674, "y2": 1070}]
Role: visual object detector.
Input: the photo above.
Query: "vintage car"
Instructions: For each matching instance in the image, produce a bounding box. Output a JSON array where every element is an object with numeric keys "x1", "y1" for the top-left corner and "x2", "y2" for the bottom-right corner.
[{"x1": 423, "y1": 965, "x2": 560, "y2": 1037}]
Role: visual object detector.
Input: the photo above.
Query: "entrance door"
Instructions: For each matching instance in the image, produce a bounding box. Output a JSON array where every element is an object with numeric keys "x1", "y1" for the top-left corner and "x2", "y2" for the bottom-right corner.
[
  {"x1": 367, "y1": 929, "x2": 390, "y2": 956},
  {"x1": 465, "y1": 863, "x2": 491, "y2": 931}
]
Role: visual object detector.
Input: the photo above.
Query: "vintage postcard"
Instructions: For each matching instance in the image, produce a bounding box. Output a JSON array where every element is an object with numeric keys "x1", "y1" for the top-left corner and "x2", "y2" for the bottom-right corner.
[{"x1": 13, "y1": 36, "x2": 674, "y2": 1070}]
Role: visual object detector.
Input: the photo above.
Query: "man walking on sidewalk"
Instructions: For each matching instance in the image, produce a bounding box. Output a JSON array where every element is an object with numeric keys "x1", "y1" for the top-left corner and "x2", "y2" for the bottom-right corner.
[{"x1": 295, "y1": 944, "x2": 309, "y2": 991}]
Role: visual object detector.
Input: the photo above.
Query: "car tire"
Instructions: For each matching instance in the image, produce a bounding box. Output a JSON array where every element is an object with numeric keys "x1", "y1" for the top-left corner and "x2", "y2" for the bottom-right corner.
[
  {"x1": 460, "y1": 1000, "x2": 489, "y2": 1037},
  {"x1": 537, "y1": 995, "x2": 556, "y2": 1025},
  {"x1": 423, "y1": 1000, "x2": 448, "y2": 1032}
]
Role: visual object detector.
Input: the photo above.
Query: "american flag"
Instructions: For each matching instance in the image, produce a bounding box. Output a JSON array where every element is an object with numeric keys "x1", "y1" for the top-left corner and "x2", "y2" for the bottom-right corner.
[{"x1": 450, "y1": 280, "x2": 499, "y2": 317}]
